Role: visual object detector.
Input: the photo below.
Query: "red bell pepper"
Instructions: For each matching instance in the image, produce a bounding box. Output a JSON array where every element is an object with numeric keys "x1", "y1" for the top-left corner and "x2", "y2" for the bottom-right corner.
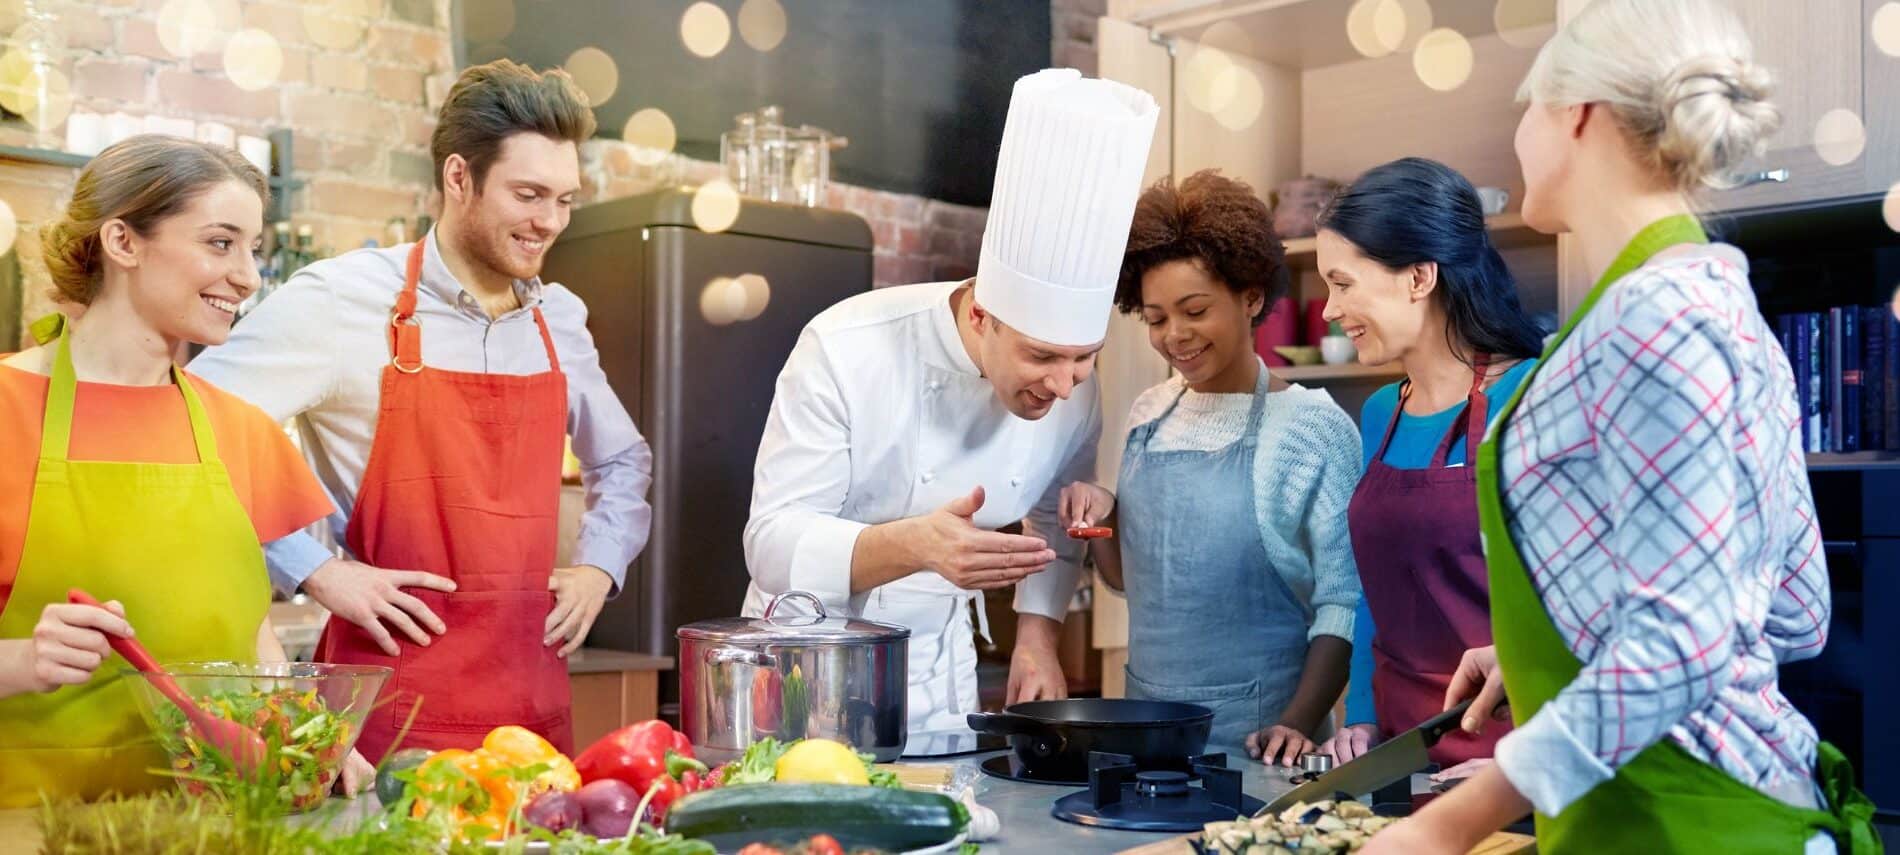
[{"x1": 573, "y1": 720, "x2": 708, "y2": 821}]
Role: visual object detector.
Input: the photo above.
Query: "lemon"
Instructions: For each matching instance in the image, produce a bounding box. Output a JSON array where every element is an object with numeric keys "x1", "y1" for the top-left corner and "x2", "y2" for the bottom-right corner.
[{"x1": 774, "y1": 738, "x2": 870, "y2": 785}]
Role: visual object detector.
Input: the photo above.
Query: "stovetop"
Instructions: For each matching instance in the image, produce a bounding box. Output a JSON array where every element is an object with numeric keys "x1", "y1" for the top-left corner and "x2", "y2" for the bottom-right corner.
[{"x1": 1049, "y1": 752, "x2": 1268, "y2": 833}]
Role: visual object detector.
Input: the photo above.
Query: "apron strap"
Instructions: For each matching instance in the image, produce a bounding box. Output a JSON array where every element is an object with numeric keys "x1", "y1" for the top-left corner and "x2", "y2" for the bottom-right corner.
[
  {"x1": 388, "y1": 239, "x2": 561, "y2": 375},
  {"x1": 530, "y1": 307, "x2": 561, "y2": 372},
  {"x1": 173, "y1": 366, "x2": 221, "y2": 465},
  {"x1": 1372, "y1": 381, "x2": 1411, "y2": 463},
  {"x1": 1429, "y1": 352, "x2": 1493, "y2": 469},
  {"x1": 1237, "y1": 363, "x2": 1273, "y2": 449},
  {"x1": 38, "y1": 322, "x2": 218, "y2": 465},
  {"x1": 388, "y1": 240, "x2": 426, "y2": 374},
  {"x1": 39, "y1": 322, "x2": 80, "y2": 462}
]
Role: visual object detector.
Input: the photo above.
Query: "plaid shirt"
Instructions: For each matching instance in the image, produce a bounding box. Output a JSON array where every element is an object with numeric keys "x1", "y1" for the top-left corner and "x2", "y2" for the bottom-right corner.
[{"x1": 1492, "y1": 244, "x2": 1828, "y2": 816}]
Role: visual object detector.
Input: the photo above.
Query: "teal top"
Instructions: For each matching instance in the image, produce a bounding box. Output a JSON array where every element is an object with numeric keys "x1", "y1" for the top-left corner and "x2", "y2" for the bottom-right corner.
[{"x1": 1343, "y1": 358, "x2": 1537, "y2": 727}]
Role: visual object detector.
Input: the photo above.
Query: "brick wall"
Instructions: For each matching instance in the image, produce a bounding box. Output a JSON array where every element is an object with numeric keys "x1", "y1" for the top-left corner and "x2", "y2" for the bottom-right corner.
[{"x1": 3, "y1": 0, "x2": 1003, "y2": 347}]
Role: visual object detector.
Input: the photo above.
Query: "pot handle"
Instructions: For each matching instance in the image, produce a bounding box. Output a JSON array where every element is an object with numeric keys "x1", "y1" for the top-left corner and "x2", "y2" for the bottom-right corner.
[
  {"x1": 764, "y1": 590, "x2": 828, "y2": 620},
  {"x1": 707, "y1": 646, "x2": 778, "y2": 668},
  {"x1": 966, "y1": 711, "x2": 1067, "y2": 759}
]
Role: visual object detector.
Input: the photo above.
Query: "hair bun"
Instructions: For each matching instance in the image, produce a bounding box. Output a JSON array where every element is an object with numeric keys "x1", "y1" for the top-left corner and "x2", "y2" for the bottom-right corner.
[
  {"x1": 1657, "y1": 54, "x2": 1781, "y2": 189},
  {"x1": 39, "y1": 215, "x2": 101, "y2": 306}
]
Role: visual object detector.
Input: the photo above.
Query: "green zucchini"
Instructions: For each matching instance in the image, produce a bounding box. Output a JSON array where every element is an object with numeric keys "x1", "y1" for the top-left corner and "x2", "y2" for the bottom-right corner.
[
  {"x1": 375, "y1": 748, "x2": 433, "y2": 806},
  {"x1": 665, "y1": 783, "x2": 969, "y2": 851}
]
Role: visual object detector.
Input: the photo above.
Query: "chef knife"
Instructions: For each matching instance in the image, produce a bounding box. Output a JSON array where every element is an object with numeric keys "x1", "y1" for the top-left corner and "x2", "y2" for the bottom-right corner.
[{"x1": 1257, "y1": 698, "x2": 1475, "y2": 816}]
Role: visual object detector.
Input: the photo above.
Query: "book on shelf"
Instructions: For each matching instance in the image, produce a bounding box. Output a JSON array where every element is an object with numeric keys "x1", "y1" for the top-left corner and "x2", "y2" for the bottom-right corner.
[{"x1": 1773, "y1": 305, "x2": 1899, "y2": 455}]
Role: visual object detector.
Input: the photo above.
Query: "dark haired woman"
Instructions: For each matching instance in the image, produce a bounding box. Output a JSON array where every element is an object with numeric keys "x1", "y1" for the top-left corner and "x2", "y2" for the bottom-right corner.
[
  {"x1": 1062, "y1": 170, "x2": 1362, "y2": 762},
  {"x1": 1311, "y1": 157, "x2": 1544, "y2": 775}
]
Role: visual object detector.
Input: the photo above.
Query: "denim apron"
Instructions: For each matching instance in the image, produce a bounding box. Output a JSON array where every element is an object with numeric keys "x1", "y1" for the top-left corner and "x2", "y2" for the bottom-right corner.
[{"x1": 1117, "y1": 370, "x2": 1310, "y2": 750}]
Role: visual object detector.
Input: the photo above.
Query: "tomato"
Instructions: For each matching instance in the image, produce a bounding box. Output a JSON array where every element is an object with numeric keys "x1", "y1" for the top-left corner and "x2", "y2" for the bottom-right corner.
[{"x1": 806, "y1": 834, "x2": 844, "y2": 855}]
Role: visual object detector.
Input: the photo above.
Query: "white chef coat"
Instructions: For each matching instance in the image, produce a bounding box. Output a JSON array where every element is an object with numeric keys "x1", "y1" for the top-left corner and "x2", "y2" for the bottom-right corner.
[{"x1": 742, "y1": 281, "x2": 1100, "y2": 734}]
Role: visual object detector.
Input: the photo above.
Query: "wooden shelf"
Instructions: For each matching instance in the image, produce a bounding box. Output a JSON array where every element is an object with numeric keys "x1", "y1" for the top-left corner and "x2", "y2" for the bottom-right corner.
[
  {"x1": 1274, "y1": 362, "x2": 1402, "y2": 382},
  {"x1": 1282, "y1": 213, "x2": 1550, "y2": 269},
  {"x1": 1806, "y1": 451, "x2": 1900, "y2": 472},
  {"x1": 0, "y1": 143, "x2": 89, "y2": 168}
]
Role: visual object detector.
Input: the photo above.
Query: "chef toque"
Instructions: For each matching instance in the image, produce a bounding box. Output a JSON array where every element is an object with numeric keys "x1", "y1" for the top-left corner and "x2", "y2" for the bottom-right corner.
[{"x1": 974, "y1": 68, "x2": 1160, "y2": 347}]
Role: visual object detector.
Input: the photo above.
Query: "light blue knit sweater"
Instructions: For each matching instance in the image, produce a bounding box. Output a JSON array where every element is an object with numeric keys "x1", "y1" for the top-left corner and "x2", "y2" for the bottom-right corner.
[{"x1": 1120, "y1": 367, "x2": 1364, "y2": 643}]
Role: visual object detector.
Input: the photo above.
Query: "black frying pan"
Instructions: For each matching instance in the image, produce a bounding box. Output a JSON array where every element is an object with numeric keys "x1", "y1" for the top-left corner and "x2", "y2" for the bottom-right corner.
[{"x1": 967, "y1": 698, "x2": 1213, "y2": 781}]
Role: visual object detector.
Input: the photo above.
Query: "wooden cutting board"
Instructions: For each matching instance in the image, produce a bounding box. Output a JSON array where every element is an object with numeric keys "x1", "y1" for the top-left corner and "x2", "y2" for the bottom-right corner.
[{"x1": 1115, "y1": 830, "x2": 1535, "y2": 854}]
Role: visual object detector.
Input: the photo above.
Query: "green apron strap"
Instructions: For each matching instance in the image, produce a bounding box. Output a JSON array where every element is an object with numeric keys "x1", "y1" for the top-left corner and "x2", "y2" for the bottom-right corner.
[
  {"x1": 37, "y1": 318, "x2": 221, "y2": 466},
  {"x1": 40, "y1": 321, "x2": 79, "y2": 463},
  {"x1": 173, "y1": 368, "x2": 221, "y2": 466}
]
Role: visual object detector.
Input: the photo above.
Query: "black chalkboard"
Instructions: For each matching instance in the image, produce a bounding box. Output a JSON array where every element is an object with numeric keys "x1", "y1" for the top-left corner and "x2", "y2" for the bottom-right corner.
[{"x1": 472, "y1": 0, "x2": 1051, "y2": 207}]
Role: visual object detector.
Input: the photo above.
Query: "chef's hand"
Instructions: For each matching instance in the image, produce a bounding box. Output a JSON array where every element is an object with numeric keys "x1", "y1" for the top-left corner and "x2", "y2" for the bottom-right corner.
[
  {"x1": 1246, "y1": 724, "x2": 1316, "y2": 767},
  {"x1": 1444, "y1": 645, "x2": 1510, "y2": 734},
  {"x1": 0, "y1": 601, "x2": 132, "y2": 696},
  {"x1": 1430, "y1": 758, "x2": 1494, "y2": 784},
  {"x1": 302, "y1": 558, "x2": 456, "y2": 657},
  {"x1": 917, "y1": 487, "x2": 1057, "y2": 591},
  {"x1": 336, "y1": 749, "x2": 374, "y2": 798},
  {"x1": 1058, "y1": 481, "x2": 1115, "y2": 530},
  {"x1": 1005, "y1": 614, "x2": 1068, "y2": 703},
  {"x1": 546, "y1": 565, "x2": 612, "y2": 657},
  {"x1": 1317, "y1": 722, "x2": 1380, "y2": 763}
]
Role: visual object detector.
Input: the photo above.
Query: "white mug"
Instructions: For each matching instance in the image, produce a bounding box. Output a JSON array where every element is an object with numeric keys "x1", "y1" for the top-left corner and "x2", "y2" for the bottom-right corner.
[
  {"x1": 1320, "y1": 335, "x2": 1356, "y2": 366},
  {"x1": 1476, "y1": 186, "x2": 1510, "y2": 216}
]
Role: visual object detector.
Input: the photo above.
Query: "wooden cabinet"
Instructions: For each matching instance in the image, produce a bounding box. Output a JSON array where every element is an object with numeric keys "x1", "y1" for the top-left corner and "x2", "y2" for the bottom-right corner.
[
  {"x1": 567, "y1": 648, "x2": 672, "y2": 749},
  {"x1": 1701, "y1": 0, "x2": 1896, "y2": 212}
]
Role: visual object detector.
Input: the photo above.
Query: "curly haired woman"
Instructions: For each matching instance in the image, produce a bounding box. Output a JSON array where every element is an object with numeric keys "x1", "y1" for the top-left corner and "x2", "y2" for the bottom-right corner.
[{"x1": 1061, "y1": 170, "x2": 1362, "y2": 762}]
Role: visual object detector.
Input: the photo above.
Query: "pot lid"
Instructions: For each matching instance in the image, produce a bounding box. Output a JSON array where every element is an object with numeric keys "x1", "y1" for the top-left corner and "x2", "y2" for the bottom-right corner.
[{"x1": 677, "y1": 590, "x2": 911, "y2": 644}]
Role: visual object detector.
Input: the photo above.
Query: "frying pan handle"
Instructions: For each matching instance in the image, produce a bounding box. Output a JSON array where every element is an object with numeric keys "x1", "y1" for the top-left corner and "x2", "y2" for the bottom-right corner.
[
  {"x1": 1418, "y1": 698, "x2": 1475, "y2": 749},
  {"x1": 965, "y1": 711, "x2": 1068, "y2": 758},
  {"x1": 966, "y1": 710, "x2": 1050, "y2": 737}
]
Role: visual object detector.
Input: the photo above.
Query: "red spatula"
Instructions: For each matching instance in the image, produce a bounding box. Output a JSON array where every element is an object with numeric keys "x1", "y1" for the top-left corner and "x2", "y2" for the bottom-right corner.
[{"x1": 68, "y1": 588, "x2": 268, "y2": 776}]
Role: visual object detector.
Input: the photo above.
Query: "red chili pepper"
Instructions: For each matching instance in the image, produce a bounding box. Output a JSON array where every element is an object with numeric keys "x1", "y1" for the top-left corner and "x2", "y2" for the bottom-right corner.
[
  {"x1": 573, "y1": 720, "x2": 708, "y2": 821},
  {"x1": 1067, "y1": 526, "x2": 1113, "y2": 539}
]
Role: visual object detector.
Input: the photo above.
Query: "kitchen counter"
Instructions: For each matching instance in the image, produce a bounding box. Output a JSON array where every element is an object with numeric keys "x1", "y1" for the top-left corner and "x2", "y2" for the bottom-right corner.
[{"x1": 2, "y1": 749, "x2": 1462, "y2": 854}]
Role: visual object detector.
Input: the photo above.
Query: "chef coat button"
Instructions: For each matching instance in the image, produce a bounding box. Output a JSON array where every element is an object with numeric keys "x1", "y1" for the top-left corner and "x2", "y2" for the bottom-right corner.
[
  {"x1": 1010, "y1": 475, "x2": 1022, "y2": 487},
  {"x1": 921, "y1": 472, "x2": 935, "y2": 484}
]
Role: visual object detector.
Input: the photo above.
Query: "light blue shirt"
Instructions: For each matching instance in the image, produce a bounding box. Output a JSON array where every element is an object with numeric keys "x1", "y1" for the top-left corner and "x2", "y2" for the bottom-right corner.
[
  {"x1": 191, "y1": 230, "x2": 653, "y2": 595},
  {"x1": 1343, "y1": 359, "x2": 1535, "y2": 727}
]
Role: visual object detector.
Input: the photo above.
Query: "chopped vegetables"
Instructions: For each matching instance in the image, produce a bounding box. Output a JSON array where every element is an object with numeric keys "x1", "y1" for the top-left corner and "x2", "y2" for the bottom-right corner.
[
  {"x1": 1200, "y1": 799, "x2": 1396, "y2": 854},
  {"x1": 151, "y1": 686, "x2": 352, "y2": 811}
]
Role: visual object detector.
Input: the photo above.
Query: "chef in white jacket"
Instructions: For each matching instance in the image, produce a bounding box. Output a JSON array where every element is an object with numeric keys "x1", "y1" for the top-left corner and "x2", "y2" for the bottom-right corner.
[{"x1": 741, "y1": 68, "x2": 1159, "y2": 735}]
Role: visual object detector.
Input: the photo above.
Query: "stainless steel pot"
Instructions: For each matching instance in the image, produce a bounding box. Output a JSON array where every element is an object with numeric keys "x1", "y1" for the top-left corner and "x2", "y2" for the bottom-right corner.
[{"x1": 678, "y1": 591, "x2": 909, "y2": 763}]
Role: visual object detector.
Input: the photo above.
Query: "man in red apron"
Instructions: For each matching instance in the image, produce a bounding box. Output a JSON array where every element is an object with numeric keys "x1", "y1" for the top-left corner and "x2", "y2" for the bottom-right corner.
[{"x1": 191, "y1": 61, "x2": 654, "y2": 760}]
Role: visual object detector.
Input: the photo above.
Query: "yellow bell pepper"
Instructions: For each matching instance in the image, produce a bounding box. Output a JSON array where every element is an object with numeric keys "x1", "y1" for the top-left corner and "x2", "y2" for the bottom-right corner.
[{"x1": 482, "y1": 725, "x2": 582, "y2": 794}]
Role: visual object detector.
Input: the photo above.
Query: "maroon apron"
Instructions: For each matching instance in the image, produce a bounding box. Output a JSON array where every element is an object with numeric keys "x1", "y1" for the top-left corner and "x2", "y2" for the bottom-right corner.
[{"x1": 1346, "y1": 355, "x2": 1508, "y2": 766}]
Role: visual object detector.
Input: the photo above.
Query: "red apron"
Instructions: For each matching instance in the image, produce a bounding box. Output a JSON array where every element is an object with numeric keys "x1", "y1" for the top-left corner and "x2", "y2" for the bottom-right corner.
[
  {"x1": 1345, "y1": 355, "x2": 1508, "y2": 766},
  {"x1": 316, "y1": 240, "x2": 573, "y2": 762}
]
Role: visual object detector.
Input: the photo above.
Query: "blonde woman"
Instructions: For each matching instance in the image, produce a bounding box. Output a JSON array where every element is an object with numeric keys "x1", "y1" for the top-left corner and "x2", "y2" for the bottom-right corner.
[
  {"x1": 1365, "y1": 2, "x2": 1879, "y2": 853},
  {"x1": 0, "y1": 136, "x2": 365, "y2": 805}
]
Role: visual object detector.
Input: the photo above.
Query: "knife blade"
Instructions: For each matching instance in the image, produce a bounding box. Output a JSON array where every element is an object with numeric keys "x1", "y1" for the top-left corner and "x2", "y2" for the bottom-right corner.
[{"x1": 1257, "y1": 699, "x2": 1474, "y2": 816}]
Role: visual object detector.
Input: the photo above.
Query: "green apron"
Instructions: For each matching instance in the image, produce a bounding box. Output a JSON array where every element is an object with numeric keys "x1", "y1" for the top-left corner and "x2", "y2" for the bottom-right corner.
[
  {"x1": 1474, "y1": 216, "x2": 1882, "y2": 853},
  {"x1": 0, "y1": 319, "x2": 269, "y2": 807}
]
